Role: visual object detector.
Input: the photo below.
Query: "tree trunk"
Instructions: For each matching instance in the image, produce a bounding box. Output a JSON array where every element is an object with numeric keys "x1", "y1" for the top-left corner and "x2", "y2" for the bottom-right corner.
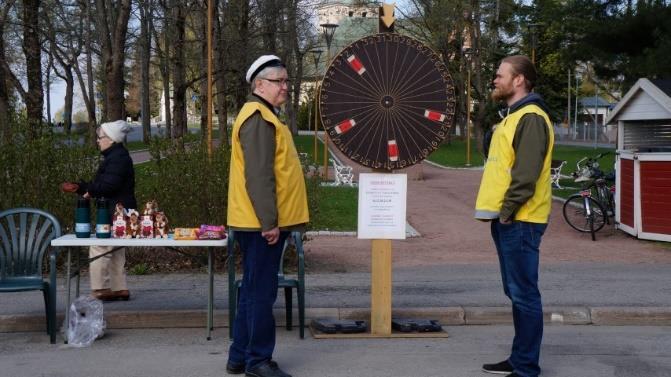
[
  {"x1": 199, "y1": 2, "x2": 208, "y2": 141},
  {"x1": 261, "y1": 0, "x2": 277, "y2": 51},
  {"x1": 23, "y1": 0, "x2": 44, "y2": 138},
  {"x1": 95, "y1": 0, "x2": 132, "y2": 121},
  {"x1": 63, "y1": 65, "x2": 75, "y2": 134},
  {"x1": 171, "y1": 3, "x2": 187, "y2": 144},
  {"x1": 0, "y1": 3, "x2": 10, "y2": 144},
  {"x1": 214, "y1": 0, "x2": 228, "y2": 147},
  {"x1": 86, "y1": 0, "x2": 96, "y2": 143},
  {"x1": 155, "y1": 0, "x2": 172, "y2": 137},
  {"x1": 139, "y1": 0, "x2": 152, "y2": 143}
]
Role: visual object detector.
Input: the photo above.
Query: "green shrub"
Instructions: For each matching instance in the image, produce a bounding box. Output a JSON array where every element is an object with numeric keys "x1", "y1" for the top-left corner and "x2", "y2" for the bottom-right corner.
[
  {"x1": 140, "y1": 138, "x2": 230, "y2": 227},
  {"x1": 0, "y1": 116, "x2": 98, "y2": 231}
]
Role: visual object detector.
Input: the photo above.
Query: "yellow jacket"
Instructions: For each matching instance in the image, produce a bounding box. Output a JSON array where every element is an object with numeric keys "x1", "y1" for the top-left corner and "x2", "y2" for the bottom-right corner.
[
  {"x1": 227, "y1": 101, "x2": 309, "y2": 229},
  {"x1": 475, "y1": 104, "x2": 554, "y2": 223}
]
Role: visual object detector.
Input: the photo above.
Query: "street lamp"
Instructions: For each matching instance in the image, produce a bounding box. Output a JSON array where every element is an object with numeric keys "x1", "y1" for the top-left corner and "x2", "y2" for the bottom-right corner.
[
  {"x1": 527, "y1": 23, "x2": 543, "y2": 65},
  {"x1": 574, "y1": 70, "x2": 582, "y2": 140},
  {"x1": 462, "y1": 47, "x2": 474, "y2": 167},
  {"x1": 310, "y1": 48, "x2": 323, "y2": 164},
  {"x1": 320, "y1": 22, "x2": 338, "y2": 178}
]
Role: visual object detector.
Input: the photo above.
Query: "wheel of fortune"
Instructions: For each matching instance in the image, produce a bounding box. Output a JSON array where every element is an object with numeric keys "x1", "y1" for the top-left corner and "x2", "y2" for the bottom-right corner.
[{"x1": 319, "y1": 33, "x2": 456, "y2": 170}]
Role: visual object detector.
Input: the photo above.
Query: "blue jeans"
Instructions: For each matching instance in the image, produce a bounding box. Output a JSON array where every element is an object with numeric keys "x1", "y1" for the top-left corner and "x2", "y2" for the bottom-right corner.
[
  {"x1": 491, "y1": 220, "x2": 547, "y2": 377},
  {"x1": 228, "y1": 231, "x2": 290, "y2": 370}
]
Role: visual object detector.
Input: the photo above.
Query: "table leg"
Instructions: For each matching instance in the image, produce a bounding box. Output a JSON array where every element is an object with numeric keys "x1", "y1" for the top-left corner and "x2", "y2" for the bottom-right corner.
[
  {"x1": 64, "y1": 248, "x2": 72, "y2": 344},
  {"x1": 75, "y1": 247, "x2": 81, "y2": 297},
  {"x1": 207, "y1": 247, "x2": 214, "y2": 340}
]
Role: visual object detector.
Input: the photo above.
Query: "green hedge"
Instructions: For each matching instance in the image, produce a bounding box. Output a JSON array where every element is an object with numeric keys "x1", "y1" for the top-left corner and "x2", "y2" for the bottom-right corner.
[{"x1": 0, "y1": 118, "x2": 98, "y2": 229}]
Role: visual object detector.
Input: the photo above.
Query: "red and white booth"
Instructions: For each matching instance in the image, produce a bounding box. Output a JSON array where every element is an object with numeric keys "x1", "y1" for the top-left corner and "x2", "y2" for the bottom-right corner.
[{"x1": 606, "y1": 78, "x2": 671, "y2": 242}]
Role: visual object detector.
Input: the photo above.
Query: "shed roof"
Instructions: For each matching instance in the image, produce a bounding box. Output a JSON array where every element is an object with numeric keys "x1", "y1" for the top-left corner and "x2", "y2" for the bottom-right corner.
[
  {"x1": 579, "y1": 96, "x2": 612, "y2": 108},
  {"x1": 605, "y1": 78, "x2": 671, "y2": 124}
]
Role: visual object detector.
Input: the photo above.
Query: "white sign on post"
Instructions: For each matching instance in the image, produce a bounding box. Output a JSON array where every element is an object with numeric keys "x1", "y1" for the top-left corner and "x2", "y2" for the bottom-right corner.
[{"x1": 357, "y1": 173, "x2": 407, "y2": 239}]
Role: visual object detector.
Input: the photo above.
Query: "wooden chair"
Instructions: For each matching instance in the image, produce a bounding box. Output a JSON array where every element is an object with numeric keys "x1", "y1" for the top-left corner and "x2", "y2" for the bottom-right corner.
[
  {"x1": 0, "y1": 208, "x2": 62, "y2": 343},
  {"x1": 227, "y1": 230, "x2": 306, "y2": 339}
]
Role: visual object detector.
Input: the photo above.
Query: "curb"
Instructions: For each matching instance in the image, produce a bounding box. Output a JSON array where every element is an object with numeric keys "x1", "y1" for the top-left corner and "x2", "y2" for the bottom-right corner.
[{"x1": 3, "y1": 306, "x2": 671, "y2": 333}]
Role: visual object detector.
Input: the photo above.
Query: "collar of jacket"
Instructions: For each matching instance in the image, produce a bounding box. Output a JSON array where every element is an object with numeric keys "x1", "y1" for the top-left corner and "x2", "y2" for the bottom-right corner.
[
  {"x1": 250, "y1": 93, "x2": 280, "y2": 115},
  {"x1": 101, "y1": 142, "x2": 125, "y2": 157},
  {"x1": 502, "y1": 92, "x2": 552, "y2": 119}
]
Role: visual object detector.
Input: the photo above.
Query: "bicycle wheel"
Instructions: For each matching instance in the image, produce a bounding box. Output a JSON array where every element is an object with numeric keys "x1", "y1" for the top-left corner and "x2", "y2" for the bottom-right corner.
[{"x1": 562, "y1": 195, "x2": 607, "y2": 234}]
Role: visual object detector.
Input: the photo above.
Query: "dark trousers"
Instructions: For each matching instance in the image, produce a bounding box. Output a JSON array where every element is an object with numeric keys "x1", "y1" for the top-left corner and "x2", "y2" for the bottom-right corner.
[
  {"x1": 228, "y1": 231, "x2": 290, "y2": 370},
  {"x1": 491, "y1": 220, "x2": 547, "y2": 377}
]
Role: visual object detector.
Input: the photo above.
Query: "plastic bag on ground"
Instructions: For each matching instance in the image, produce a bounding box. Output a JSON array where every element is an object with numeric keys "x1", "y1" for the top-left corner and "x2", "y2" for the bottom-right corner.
[{"x1": 63, "y1": 295, "x2": 106, "y2": 347}]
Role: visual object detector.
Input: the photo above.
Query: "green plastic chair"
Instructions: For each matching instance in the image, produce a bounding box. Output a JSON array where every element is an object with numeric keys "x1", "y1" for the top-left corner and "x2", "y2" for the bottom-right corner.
[
  {"x1": 227, "y1": 230, "x2": 306, "y2": 339},
  {"x1": 0, "y1": 208, "x2": 62, "y2": 344}
]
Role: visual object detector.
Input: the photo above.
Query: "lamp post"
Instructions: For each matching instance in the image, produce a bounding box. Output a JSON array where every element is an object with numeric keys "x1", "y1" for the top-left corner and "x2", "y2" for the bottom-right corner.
[
  {"x1": 594, "y1": 84, "x2": 599, "y2": 149},
  {"x1": 574, "y1": 70, "x2": 581, "y2": 140},
  {"x1": 463, "y1": 47, "x2": 473, "y2": 167},
  {"x1": 320, "y1": 22, "x2": 338, "y2": 178},
  {"x1": 310, "y1": 48, "x2": 323, "y2": 164}
]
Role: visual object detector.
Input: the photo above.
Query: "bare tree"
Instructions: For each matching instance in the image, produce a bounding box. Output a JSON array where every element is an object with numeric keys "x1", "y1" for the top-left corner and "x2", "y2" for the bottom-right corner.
[
  {"x1": 154, "y1": 0, "x2": 172, "y2": 137},
  {"x1": 170, "y1": 0, "x2": 187, "y2": 143},
  {"x1": 94, "y1": 0, "x2": 132, "y2": 121},
  {"x1": 0, "y1": 1, "x2": 16, "y2": 144},
  {"x1": 139, "y1": 0, "x2": 153, "y2": 143},
  {"x1": 1, "y1": 0, "x2": 44, "y2": 139},
  {"x1": 213, "y1": 0, "x2": 229, "y2": 146}
]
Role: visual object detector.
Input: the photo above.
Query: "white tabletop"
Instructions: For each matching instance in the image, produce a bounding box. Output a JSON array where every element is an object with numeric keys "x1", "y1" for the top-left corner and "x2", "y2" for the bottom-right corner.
[{"x1": 51, "y1": 234, "x2": 227, "y2": 247}]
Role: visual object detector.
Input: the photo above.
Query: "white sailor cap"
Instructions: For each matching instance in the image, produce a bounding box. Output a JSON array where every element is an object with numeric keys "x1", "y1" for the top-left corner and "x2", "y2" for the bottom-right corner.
[{"x1": 246, "y1": 55, "x2": 285, "y2": 83}]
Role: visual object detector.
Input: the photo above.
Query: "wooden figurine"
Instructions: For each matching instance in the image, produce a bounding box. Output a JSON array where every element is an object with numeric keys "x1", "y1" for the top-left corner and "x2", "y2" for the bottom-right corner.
[
  {"x1": 112, "y1": 203, "x2": 129, "y2": 238},
  {"x1": 154, "y1": 212, "x2": 169, "y2": 239},
  {"x1": 128, "y1": 210, "x2": 141, "y2": 238}
]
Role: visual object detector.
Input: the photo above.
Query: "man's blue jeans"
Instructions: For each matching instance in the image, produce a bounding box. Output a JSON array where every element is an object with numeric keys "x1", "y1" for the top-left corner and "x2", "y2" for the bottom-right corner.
[
  {"x1": 228, "y1": 231, "x2": 290, "y2": 370},
  {"x1": 491, "y1": 220, "x2": 547, "y2": 377}
]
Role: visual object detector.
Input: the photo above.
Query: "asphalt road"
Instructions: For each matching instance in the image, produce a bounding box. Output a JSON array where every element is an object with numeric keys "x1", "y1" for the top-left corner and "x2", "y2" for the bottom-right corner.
[{"x1": 1, "y1": 326, "x2": 669, "y2": 377}]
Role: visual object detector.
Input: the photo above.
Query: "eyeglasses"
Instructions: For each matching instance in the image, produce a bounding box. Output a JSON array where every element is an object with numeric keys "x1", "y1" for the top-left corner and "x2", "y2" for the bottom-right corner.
[{"x1": 261, "y1": 78, "x2": 291, "y2": 86}]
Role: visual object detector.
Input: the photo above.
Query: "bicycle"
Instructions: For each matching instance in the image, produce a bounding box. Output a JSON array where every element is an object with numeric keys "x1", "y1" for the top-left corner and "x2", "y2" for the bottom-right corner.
[{"x1": 562, "y1": 152, "x2": 616, "y2": 241}]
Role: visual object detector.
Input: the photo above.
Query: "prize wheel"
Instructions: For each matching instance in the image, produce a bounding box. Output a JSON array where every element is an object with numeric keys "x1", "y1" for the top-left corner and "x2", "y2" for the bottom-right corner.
[{"x1": 319, "y1": 33, "x2": 456, "y2": 170}]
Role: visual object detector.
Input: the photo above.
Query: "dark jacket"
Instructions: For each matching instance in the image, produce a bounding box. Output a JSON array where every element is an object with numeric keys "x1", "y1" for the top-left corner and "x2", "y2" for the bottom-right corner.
[{"x1": 77, "y1": 143, "x2": 137, "y2": 210}]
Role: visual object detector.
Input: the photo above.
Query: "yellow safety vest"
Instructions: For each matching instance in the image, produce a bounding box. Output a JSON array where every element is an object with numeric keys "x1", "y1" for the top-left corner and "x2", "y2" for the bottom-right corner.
[
  {"x1": 474, "y1": 104, "x2": 554, "y2": 223},
  {"x1": 227, "y1": 102, "x2": 309, "y2": 228}
]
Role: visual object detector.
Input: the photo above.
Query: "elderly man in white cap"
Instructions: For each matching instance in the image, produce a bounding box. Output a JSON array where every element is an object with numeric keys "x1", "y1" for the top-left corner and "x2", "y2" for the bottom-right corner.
[
  {"x1": 61, "y1": 120, "x2": 137, "y2": 301},
  {"x1": 226, "y1": 55, "x2": 308, "y2": 377}
]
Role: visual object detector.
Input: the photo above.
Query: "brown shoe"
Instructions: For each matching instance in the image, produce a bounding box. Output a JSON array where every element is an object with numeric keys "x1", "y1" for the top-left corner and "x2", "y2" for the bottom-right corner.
[
  {"x1": 91, "y1": 289, "x2": 113, "y2": 300},
  {"x1": 112, "y1": 290, "x2": 130, "y2": 301}
]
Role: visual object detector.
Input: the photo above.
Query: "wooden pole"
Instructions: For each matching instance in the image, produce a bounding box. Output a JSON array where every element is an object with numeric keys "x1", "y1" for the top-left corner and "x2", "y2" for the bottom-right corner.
[
  {"x1": 371, "y1": 238, "x2": 392, "y2": 335},
  {"x1": 314, "y1": 82, "x2": 319, "y2": 163}
]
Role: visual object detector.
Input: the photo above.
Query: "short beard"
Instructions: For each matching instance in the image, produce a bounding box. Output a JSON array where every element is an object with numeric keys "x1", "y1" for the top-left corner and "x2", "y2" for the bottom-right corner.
[{"x1": 491, "y1": 87, "x2": 512, "y2": 102}]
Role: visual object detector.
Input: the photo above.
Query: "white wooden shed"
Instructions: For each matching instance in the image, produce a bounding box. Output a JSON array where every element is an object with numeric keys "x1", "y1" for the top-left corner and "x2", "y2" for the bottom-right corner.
[{"x1": 606, "y1": 78, "x2": 671, "y2": 242}]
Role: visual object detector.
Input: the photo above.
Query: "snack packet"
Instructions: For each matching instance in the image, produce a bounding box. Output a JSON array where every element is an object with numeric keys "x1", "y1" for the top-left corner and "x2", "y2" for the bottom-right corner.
[
  {"x1": 197, "y1": 224, "x2": 226, "y2": 240},
  {"x1": 173, "y1": 228, "x2": 199, "y2": 240}
]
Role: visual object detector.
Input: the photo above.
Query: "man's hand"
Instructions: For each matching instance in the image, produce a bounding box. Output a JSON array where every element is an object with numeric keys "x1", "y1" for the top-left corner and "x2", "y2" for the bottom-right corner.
[
  {"x1": 60, "y1": 182, "x2": 79, "y2": 193},
  {"x1": 262, "y1": 227, "x2": 280, "y2": 245},
  {"x1": 499, "y1": 217, "x2": 512, "y2": 225}
]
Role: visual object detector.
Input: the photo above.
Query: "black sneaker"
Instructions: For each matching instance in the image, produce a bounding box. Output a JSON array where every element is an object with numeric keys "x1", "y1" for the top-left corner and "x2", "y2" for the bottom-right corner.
[
  {"x1": 482, "y1": 360, "x2": 514, "y2": 374},
  {"x1": 226, "y1": 361, "x2": 245, "y2": 374},
  {"x1": 245, "y1": 360, "x2": 291, "y2": 377}
]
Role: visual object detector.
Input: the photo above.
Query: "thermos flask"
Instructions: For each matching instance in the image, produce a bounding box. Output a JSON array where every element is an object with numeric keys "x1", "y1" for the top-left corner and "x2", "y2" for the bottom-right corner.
[
  {"x1": 75, "y1": 196, "x2": 91, "y2": 238},
  {"x1": 95, "y1": 198, "x2": 111, "y2": 238}
]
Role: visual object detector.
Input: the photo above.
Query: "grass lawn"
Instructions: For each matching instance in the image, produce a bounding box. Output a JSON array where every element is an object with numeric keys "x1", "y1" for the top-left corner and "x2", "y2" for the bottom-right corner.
[
  {"x1": 310, "y1": 186, "x2": 358, "y2": 231},
  {"x1": 293, "y1": 134, "x2": 326, "y2": 163},
  {"x1": 427, "y1": 139, "x2": 486, "y2": 167}
]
